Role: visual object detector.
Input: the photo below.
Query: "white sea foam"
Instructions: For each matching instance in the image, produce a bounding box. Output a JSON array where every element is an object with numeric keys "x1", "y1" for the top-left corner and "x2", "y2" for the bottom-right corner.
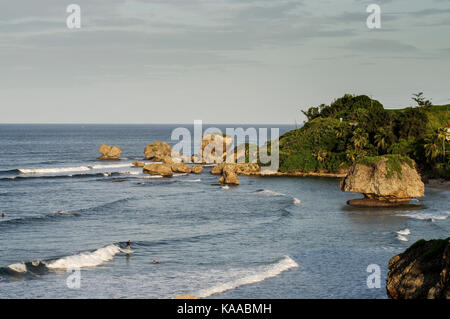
[
  {"x1": 195, "y1": 256, "x2": 298, "y2": 298},
  {"x1": 19, "y1": 166, "x2": 91, "y2": 174},
  {"x1": 19, "y1": 163, "x2": 133, "y2": 175},
  {"x1": 8, "y1": 263, "x2": 27, "y2": 273},
  {"x1": 222, "y1": 185, "x2": 230, "y2": 190},
  {"x1": 45, "y1": 244, "x2": 121, "y2": 270},
  {"x1": 397, "y1": 235, "x2": 409, "y2": 242},
  {"x1": 256, "y1": 189, "x2": 287, "y2": 197},
  {"x1": 143, "y1": 175, "x2": 163, "y2": 179},
  {"x1": 399, "y1": 212, "x2": 449, "y2": 222},
  {"x1": 180, "y1": 179, "x2": 201, "y2": 183},
  {"x1": 293, "y1": 198, "x2": 301, "y2": 205},
  {"x1": 89, "y1": 163, "x2": 133, "y2": 170},
  {"x1": 119, "y1": 171, "x2": 140, "y2": 175},
  {"x1": 396, "y1": 229, "x2": 411, "y2": 236}
]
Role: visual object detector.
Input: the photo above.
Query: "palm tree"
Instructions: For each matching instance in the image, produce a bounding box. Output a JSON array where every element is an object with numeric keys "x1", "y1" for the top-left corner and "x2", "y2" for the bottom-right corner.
[
  {"x1": 436, "y1": 128, "x2": 448, "y2": 162},
  {"x1": 374, "y1": 127, "x2": 388, "y2": 152},
  {"x1": 352, "y1": 128, "x2": 369, "y2": 152},
  {"x1": 424, "y1": 133, "x2": 440, "y2": 163}
]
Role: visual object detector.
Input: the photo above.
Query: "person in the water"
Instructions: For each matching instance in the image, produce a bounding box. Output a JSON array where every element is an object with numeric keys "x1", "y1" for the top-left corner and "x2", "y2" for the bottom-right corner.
[
  {"x1": 126, "y1": 240, "x2": 131, "y2": 249},
  {"x1": 153, "y1": 260, "x2": 162, "y2": 264},
  {"x1": 1, "y1": 212, "x2": 4, "y2": 218}
]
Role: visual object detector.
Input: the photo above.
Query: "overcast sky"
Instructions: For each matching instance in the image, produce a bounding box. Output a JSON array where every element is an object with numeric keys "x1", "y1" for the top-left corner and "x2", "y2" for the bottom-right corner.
[{"x1": 1, "y1": 0, "x2": 449, "y2": 124}]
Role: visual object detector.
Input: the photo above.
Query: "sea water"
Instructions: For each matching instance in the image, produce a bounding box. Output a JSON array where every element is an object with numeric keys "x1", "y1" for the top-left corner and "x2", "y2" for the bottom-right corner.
[{"x1": 0, "y1": 124, "x2": 448, "y2": 298}]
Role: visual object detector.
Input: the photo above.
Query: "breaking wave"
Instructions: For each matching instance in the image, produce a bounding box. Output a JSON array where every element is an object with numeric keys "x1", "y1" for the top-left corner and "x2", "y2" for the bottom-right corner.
[
  {"x1": 17, "y1": 163, "x2": 133, "y2": 175},
  {"x1": 195, "y1": 256, "x2": 298, "y2": 298},
  {"x1": 45, "y1": 244, "x2": 122, "y2": 270},
  {"x1": 1, "y1": 243, "x2": 127, "y2": 279}
]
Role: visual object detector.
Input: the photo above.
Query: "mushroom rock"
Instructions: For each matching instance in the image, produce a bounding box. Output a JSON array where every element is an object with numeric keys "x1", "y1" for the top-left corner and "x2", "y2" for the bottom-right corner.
[{"x1": 340, "y1": 156, "x2": 424, "y2": 207}]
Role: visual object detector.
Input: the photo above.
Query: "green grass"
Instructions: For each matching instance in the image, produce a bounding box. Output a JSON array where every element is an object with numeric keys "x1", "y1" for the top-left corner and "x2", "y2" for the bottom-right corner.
[{"x1": 356, "y1": 154, "x2": 414, "y2": 179}]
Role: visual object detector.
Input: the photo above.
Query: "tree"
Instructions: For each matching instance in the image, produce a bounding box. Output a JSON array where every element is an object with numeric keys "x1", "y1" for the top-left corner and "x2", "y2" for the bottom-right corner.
[
  {"x1": 412, "y1": 92, "x2": 432, "y2": 108},
  {"x1": 436, "y1": 128, "x2": 448, "y2": 162},
  {"x1": 374, "y1": 127, "x2": 388, "y2": 152},
  {"x1": 301, "y1": 106, "x2": 320, "y2": 122},
  {"x1": 424, "y1": 132, "x2": 441, "y2": 163}
]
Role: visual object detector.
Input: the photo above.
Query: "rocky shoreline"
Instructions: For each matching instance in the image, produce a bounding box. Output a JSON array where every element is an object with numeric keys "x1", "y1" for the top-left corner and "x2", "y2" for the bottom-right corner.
[{"x1": 387, "y1": 238, "x2": 450, "y2": 299}]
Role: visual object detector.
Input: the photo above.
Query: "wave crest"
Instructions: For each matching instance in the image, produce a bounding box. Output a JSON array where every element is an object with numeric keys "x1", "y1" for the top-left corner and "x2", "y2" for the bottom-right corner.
[{"x1": 195, "y1": 256, "x2": 298, "y2": 298}]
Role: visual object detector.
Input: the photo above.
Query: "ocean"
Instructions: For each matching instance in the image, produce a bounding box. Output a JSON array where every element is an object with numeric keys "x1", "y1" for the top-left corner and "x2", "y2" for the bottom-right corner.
[{"x1": 0, "y1": 124, "x2": 448, "y2": 298}]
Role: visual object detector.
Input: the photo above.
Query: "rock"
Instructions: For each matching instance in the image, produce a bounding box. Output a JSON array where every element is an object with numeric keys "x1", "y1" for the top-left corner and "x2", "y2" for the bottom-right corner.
[
  {"x1": 171, "y1": 163, "x2": 192, "y2": 174},
  {"x1": 191, "y1": 165, "x2": 203, "y2": 174},
  {"x1": 143, "y1": 163, "x2": 173, "y2": 177},
  {"x1": 132, "y1": 161, "x2": 145, "y2": 168},
  {"x1": 161, "y1": 156, "x2": 175, "y2": 164},
  {"x1": 144, "y1": 141, "x2": 172, "y2": 161},
  {"x1": 219, "y1": 164, "x2": 240, "y2": 185},
  {"x1": 198, "y1": 134, "x2": 233, "y2": 164},
  {"x1": 386, "y1": 238, "x2": 450, "y2": 299},
  {"x1": 346, "y1": 197, "x2": 418, "y2": 207},
  {"x1": 211, "y1": 163, "x2": 260, "y2": 176},
  {"x1": 211, "y1": 163, "x2": 226, "y2": 175},
  {"x1": 340, "y1": 156, "x2": 424, "y2": 206},
  {"x1": 235, "y1": 163, "x2": 260, "y2": 176},
  {"x1": 98, "y1": 144, "x2": 122, "y2": 160},
  {"x1": 174, "y1": 294, "x2": 200, "y2": 299},
  {"x1": 180, "y1": 155, "x2": 191, "y2": 163}
]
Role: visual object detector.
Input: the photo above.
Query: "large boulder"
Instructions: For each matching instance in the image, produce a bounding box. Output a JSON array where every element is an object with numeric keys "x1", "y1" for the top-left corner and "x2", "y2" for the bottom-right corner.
[
  {"x1": 143, "y1": 163, "x2": 173, "y2": 177},
  {"x1": 144, "y1": 141, "x2": 172, "y2": 161},
  {"x1": 219, "y1": 164, "x2": 240, "y2": 185},
  {"x1": 171, "y1": 163, "x2": 192, "y2": 174},
  {"x1": 387, "y1": 238, "x2": 450, "y2": 299},
  {"x1": 98, "y1": 144, "x2": 122, "y2": 160},
  {"x1": 191, "y1": 165, "x2": 203, "y2": 174},
  {"x1": 340, "y1": 156, "x2": 424, "y2": 206}
]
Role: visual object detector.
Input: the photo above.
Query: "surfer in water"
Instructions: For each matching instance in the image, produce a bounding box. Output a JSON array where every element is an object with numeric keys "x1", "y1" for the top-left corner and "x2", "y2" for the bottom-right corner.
[
  {"x1": 126, "y1": 240, "x2": 131, "y2": 249},
  {"x1": 153, "y1": 260, "x2": 162, "y2": 264},
  {"x1": 1, "y1": 212, "x2": 4, "y2": 218}
]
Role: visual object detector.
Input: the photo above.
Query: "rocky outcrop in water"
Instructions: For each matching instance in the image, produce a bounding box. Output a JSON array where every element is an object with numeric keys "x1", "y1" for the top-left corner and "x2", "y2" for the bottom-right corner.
[
  {"x1": 144, "y1": 141, "x2": 172, "y2": 161},
  {"x1": 211, "y1": 163, "x2": 260, "y2": 176},
  {"x1": 143, "y1": 163, "x2": 173, "y2": 177},
  {"x1": 171, "y1": 163, "x2": 192, "y2": 174},
  {"x1": 98, "y1": 144, "x2": 122, "y2": 160},
  {"x1": 218, "y1": 164, "x2": 240, "y2": 185},
  {"x1": 340, "y1": 156, "x2": 424, "y2": 207},
  {"x1": 386, "y1": 238, "x2": 450, "y2": 299},
  {"x1": 191, "y1": 165, "x2": 203, "y2": 174},
  {"x1": 132, "y1": 161, "x2": 146, "y2": 167}
]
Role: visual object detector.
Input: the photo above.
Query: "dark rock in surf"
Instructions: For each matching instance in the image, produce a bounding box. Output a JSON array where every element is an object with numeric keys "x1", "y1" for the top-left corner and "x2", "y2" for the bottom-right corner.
[{"x1": 387, "y1": 238, "x2": 450, "y2": 299}]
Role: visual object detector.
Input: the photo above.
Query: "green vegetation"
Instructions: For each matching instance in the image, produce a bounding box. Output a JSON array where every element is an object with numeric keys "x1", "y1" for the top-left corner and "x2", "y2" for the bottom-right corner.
[
  {"x1": 404, "y1": 238, "x2": 449, "y2": 261},
  {"x1": 422, "y1": 238, "x2": 450, "y2": 261},
  {"x1": 279, "y1": 93, "x2": 449, "y2": 179},
  {"x1": 356, "y1": 154, "x2": 414, "y2": 179}
]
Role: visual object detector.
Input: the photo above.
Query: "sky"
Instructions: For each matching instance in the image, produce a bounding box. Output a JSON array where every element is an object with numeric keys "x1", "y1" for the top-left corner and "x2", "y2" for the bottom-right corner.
[{"x1": 0, "y1": 0, "x2": 449, "y2": 124}]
